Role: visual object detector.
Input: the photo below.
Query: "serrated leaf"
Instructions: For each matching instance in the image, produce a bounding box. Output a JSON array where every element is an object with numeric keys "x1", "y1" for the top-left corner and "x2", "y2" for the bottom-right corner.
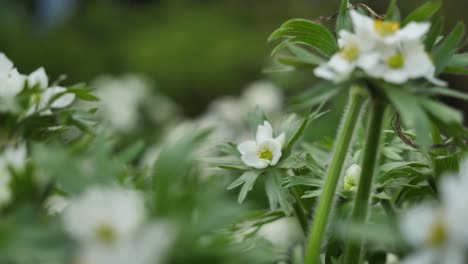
[
  {"x1": 402, "y1": 0, "x2": 442, "y2": 26},
  {"x1": 264, "y1": 171, "x2": 294, "y2": 215},
  {"x1": 227, "y1": 170, "x2": 263, "y2": 203}
]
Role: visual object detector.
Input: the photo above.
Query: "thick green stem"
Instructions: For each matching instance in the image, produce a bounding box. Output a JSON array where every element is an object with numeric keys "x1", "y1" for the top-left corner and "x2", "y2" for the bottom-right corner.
[
  {"x1": 304, "y1": 86, "x2": 366, "y2": 264},
  {"x1": 343, "y1": 99, "x2": 386, "y2": 264}
]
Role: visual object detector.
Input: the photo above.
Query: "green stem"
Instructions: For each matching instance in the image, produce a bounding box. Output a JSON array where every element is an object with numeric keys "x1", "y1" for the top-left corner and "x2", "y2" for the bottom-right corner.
[
  {"x1": 304, "y1": 86, "x2": 366, "y2": 264},
  {"x1": 343, "y1": 99, "x2": 386, "y2": 264},
  {"x1": 291, "y1": 186, "x2": 309, "y2": 234}
]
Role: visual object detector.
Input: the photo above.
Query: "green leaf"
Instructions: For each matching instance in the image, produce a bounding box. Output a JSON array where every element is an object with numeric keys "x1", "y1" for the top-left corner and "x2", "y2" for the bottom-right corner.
[
  {"x1": 385, "y1": 0, "x2": 398, "y2": 21},
  {"x1": 402, "y1": 0, "x2": 442, "y2": 26},
  {"x1": 264, "y1": 170, "x2": 294, "y2": 215},
  {"x1": 444, "y1": 53, "x2": 468, "y2": 75},
  {"x1": 425, "y1": 16, "x2": 444, "y2": 51},
  {"x1": 269, "y1": 19, "x2": 338, "y2": 57},
  {"x1": 433, "y1": 22, "x2": 465, "y2": 74},
  {"x1": 426, "y1": 87, "x2": 468, "y2": 101},
  {"x1": 301, "y1": 189, "x2": 323, "y2": 198},
  {"x1": 381, "y1": 84, "x2": 432, "y2": 150},
  {"x1": 336, "y1": 0, "x2": 351, "y2": 32},
  {"x1": 227, "y1": 170, "x2": 263, "y2": 203},
  {"x1": 289, "y1": 81, "x2": 345, "y2": 110},
  {"x1": 420, "y1": 99, "x2": 463, "y2": 126},
  {"x1": 68, "y1": 88, "x2": 99, "y2": 101}
]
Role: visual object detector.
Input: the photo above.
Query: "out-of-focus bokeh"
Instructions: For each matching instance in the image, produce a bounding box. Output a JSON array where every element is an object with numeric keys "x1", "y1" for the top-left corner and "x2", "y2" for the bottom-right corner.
[{"x1": 1, "y1": 0, "x2": 466, "y2": 116}]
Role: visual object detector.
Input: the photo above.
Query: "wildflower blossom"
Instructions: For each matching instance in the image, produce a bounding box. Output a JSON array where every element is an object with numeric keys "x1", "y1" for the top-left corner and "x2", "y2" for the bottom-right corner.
[
  {"x1": 400, "y1": 160, "x2": 468, "y2": 264},
  {"x1": 0, "y1": 53, "x2": 25, "y2": 97},
  {"x1": 64, "y1": 186, "x2": 145, "y2": 244},
  {"x1": 237, "y1": 121, "x2": 285, "y2": 169},
  {"x1": 257, "y1": 217, "x2": 304, "y2": 250}
]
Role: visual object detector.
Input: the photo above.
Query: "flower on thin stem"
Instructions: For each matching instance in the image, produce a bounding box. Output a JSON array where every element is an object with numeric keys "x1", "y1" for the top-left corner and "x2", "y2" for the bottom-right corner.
[{"x1": 237, "y1": 121, "x2": 285, "y2": 169}]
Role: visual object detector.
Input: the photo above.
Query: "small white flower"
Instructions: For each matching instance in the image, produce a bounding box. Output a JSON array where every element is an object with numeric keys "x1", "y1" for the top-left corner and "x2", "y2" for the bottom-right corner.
[
  {"x1": 343, "y1": 164, "x2": 361, "y2": 192},
  {"x1": 257, "y1": 217, "x2": 304, "y2": 250},
  {"x1": 367, "y1": 42, "x2": 441, "y2": 85},
  {"x1": 314, "y1": 30, "x2": 379, "y2": 82},
  {"x1": 0, "y1": 53, "x2": 26, "y2": 97},
  {"x1": 27, "y1": 67, "x2": 48, "y2": 90},
  {"x1": 64, "y1": 186, "x2": 145, "y2": 245},
  {"x1": 237, "y1": 121, "x2": 285, "y2": 169},
  {"x1": 400, "y1": 159, "x2": 468, "y2": 264},
  {"x1": 349, "y1": 10, "x2": 430, "y2": 46},
  {"x1": 0, "y1": 53, "x2": 14, "y2": 75},
  {"x1": 44, "y1": 194, "x2": 69, "y2": 215},
  {"x1": 76, "y1": 222, "x2": 174, "y2": 264}
]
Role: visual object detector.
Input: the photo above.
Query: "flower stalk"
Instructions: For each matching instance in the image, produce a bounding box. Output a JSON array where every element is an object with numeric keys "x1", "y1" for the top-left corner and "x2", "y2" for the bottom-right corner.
[
  {"x1": 304, "y1": 85, "x2": 366, "y2": 263},
  {"x1": 343, "y1": 98, "x2": 387, "y2": 264}
]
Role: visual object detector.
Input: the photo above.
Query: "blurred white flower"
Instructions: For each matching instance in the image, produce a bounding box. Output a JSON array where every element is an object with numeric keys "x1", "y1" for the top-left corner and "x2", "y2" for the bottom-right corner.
[
  {"x1": 349, "y1": 10, "x2": 430, "y2": 46},
  {"x1": 242, "y1": 81, "x2": 283, "y2": 114},
  {"x1": 257, "y1": 217, "x2": 304, "y2": 250},
  {"x1": 0, "y1": 53, "x2": 25, "y2": 97},
  {"x1": 315, "y1": 30, "x2": 379, "y2": 82},
  {"x1": 208, "y1": 96, "x2": 247, "y2": 125},
  {"x1": 386, "y1": 253, "x2": 400, "y2": 264},
  {"x1": 64, "y1": 186, "x2": 145, "y2": 245},
  {"x1": 76, "y1": 222, "x2": 174, "y2": 264},
  {"x1": 44, "y1": 194, "x2": 69, "y2": 215},
  {"x1": 401, "y1": 160, "x2": 468, "y2": 264},
  {"x1": 0, "y1": 144, "x2": 27, "y2": 206},
  {"x1": 27, "y1": 67, "x2": 48, "y2": 90},
  {"x1": 94, "y1": 75, "x2": 149, "y2": 131},
  {"x1": 238, "y1": 121, "x2": 285, "y2": 169},
  {"x1": 343, "y1": 164, "x2": 361, "y2": 192}
]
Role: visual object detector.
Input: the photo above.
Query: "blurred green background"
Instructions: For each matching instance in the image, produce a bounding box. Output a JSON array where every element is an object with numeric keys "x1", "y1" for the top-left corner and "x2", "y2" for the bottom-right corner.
[{"x1": 0, "y1": 0, "x2": 466, "y2": 116}]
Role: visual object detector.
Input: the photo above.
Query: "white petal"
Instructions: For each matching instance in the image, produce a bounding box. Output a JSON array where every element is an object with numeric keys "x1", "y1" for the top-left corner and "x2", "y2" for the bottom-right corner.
[
  {"x1": 241, "y1": 152, "x2": 269, "y2": 169},
  {"x1": 270, "y1": 147, "x2": 282, "y2": 166},
  {"x1": 256, "y1": 121, "x2": 273, "y2": 142},
  {"x1": 398, "y1": 22, "x2": 431, "y2": 42},
  {"x1": 28, "y1": 67, "x2": 48, "y2": 89},
  {"x1": 0, "y1": 53, "x2": 14, "y2": 76},
  {"x1": 274, "y1": 132, "x2": 285, "y2": 148},
  {"x1": 0, "y1": 69, "x2": 25, "y2": 97},
  {"x1": 329, "y1": 54, "x2": 355, "y2": 75},
  {"x1": 314, "y1": 64, "x2": 337, "y2": 81},
  {"x1": 401, "y1": 203, "x2": 438, "y2": 246},
  {"x1": 237, "y1": 141, "x2": 257, "y2": 155},
  {"x1": 44, "y1": 86, "x2": 76, "y2": 108},
  {"x1": 401, "y1": 250, "x2": 437, "y2": 264},
  {"x1": 383, "y1": 70, "x2": 408, "y2": 84},
  {"x1": 349, "y1": 10, "x2": 375, "y2": 36}
]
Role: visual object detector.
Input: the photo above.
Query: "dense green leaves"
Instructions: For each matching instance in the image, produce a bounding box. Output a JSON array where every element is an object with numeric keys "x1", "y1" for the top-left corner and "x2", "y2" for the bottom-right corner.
[{"x1": 433, "y1": 22, "x2": 465, "y2": 73}]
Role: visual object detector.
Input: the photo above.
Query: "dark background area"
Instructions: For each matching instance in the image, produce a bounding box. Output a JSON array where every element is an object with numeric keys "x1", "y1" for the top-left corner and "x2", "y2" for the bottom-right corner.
[{"x1": 0, "y1": 0, "x2": 466, "y2": 116}]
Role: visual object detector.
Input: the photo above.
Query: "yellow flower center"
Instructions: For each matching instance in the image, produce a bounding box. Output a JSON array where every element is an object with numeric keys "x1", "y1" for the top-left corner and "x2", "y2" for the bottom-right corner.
[
  {"x1": 95, "y1": 224, "x2": 116, "y2": 243},
  {"x1": 374, "y1": 20, "x2": 400, "y2": 36},
  {"x1": 387, "y1": 53, "x2": 405, "y2": 69},
  {"x1": 340, "y1": 44, "x2": 360, "y2": 62},
  {"x1": 258, "y1": 149, "x2": 273, "y2": 161},
  {"x1": 426, "y1": 221, "x2": 447, "y2": 247}
]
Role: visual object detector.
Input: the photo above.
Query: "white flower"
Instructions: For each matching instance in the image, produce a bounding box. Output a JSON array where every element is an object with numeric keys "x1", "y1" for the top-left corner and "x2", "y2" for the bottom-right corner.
[
  {"x1": 64, "y1": 186, "x2": 145, "y2": 244},
  {"x1": 314, "y1": 30, "x2": 379, "y2": 82},
  {"x1": 257, "y1": 217, "x2": 304, "y2": 250},
  {"x1": 386, "y1": 253, "x2": 400, "y2": 264},
  {"x1": 27, "y1": 67, "x2": 48, "y2": 90},
  {"x1": 349, "y1": 10, "x2": 430, "y2": 46},
  {"x1": 343, "y1": 164, "x2": 361, "y2": 192},
  {"x1": 237, "y1": 121, "x2": 285, "y2": 169},
  {"x1": 366, "y1": 42, "x2": 443, "y2": 85},
  {"x1": 26, "y1": 86, "x2": 76, "y2": 116},
  {"x1": 44, "y1": 194, "x2": 69, "y2": 215},
  {"x1": 400, "y1": 159, "x2": 468, "y2": 264},
  {"x1": 76, "y1": 222, "x2": 174, "y2": 264},
  {"x1": 94, "y1": 75, "x2": 149, "y2": 131},
  {"x1": 242, "y1": 81, "x2": 283, "y2": 114}
]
